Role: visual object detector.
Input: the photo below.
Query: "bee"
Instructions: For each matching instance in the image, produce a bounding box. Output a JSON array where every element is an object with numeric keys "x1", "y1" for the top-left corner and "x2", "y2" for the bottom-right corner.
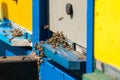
[
  {"x1": 12, "y1": 32, "x2": 16, "y2": 37},
  {"x1": 2, "y1": 30, "x2": 7, "y2": 33},
  {"x1": 53, "y1": 49, "x2": 57, "y2": 54},
  {"x1": 58, "y1": 17, "x2": 64, "y2": 21},
  {"x1": 16, "y1": 29, "x2": 23, "y2": 36},
  {"x1": 53, "y1": 37, "x2": 57, "y2": 41},
  {"x1": 66, "y1": 45, "x2": 72, "y2": 51},
  {"x1": 38, "y1": 45, "x2": 44, "y2": 51},
  {"x1": 22, "y1": 57, "x2": 26, "y2": 60},
  {"x1": 12, "y1": 28, "x2": 23, "y2": 37},
  {"x1": 2, "y1": 56, "x2": 7, "y2": 59},
  {"x1": 52, "y1": 33, "x2": 57, "y2": 37},
  {"x1": 51, "y1": 42, "x2": 56, "y2": 45},
  {"x1": 28, "y1": 39, "x2": 32, "y2": 43},
  {"x1": 40, "y1": 41, "x2": 44, "y2": 44},
  {"x1": 56, "y1": 42, "x2": 59, "y2": 47},
  {"x1": 39, "y1": 59, "x2": 44, "y2": 65},
  {"x1": 51, "y1": 44, "x2": 56, "y2": 49},
  {"x1": 52, "y1": 38, "x2": 57, "y2": 44},
  {"x1": 38, "y1": 47, "x2": 44, "y2": 51},
  {"x1": 8, "y1": 23, "x2": 12, "y2": 26},
  {"x1": 82, "y1": 49, "x2": 86, "y2": 55},
  {"x1": 34, "y1": 43, "x2": 38, "y2": 50},
  {"x1": 62, "y1": 41, "x2": 68, "y2": 48},
  {"x1": 56, "y1": 31, "x2": 60, "y2": 36},
  {"x1": 8, "y1": 37, "x2": 14, "y2": 42},
  {"x1": 60, "y1": 38, "x2": 64, "y2": 43},
  {"x1": 4, "y1": 34, "x2": 9, "y2": 37},
  {"x1": 44, "y1": 25, "x2": 50, "y2": 29},
  {"x1": 10, "y1": 29, "x2": 14, "y2": 33},
  {"x1": 56, "y1": 38, "x2": 60, "y2": 42},
  {"x1": 40, "y1": 51, "x2": 44, "y2": 58},
  {"x1": 60, "y1": 31, "x2": 65, "y2": 39},
  {"x1": 47, "y1": 38, "x2": 53, "y2": 44}
]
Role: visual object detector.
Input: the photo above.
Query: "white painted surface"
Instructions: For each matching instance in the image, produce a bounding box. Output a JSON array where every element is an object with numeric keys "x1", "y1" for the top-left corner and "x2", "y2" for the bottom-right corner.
[{"x1": 49, "y1": 0, "x2": 87, "y2": 48}]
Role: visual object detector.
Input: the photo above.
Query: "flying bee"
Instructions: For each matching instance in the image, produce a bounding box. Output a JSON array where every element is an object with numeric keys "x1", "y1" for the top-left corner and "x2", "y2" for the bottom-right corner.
[
  {"x1": 58, "y1": 17, "x2": 64, "y2": 21},
  {"x1": 44, "y1": 25, "x2": 50, "y2": 29}
]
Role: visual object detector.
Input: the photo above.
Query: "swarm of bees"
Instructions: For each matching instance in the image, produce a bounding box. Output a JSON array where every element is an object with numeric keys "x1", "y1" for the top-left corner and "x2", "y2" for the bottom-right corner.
[
  {"x1": 2, "y1": 27, "x2": 24, "y2": 42},
  {"x1": 47, "y1": 31, "x2": 72, "y2": 51},
  {"x1": 34, "y1": 43, "x2": 45, "y2": 58},
  {"x1": 8, "y1": 28, "x2": 23, "y2": 42},
  {"x1": 33, "y1": 30, "x2": 72, "y2": 56}
]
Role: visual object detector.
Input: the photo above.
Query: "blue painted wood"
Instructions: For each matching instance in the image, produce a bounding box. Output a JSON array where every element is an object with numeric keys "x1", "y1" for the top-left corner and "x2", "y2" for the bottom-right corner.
[
  {"x1": 40, "y1": 59, "x2": 76, "y2": 80},
  {"x1": 86, "y1": 0, "x2": 94, "y2": 73},
  {"x1": 32, "y1": 0, "x2": 48, "y2": 47},
  {"x1": 32, "y1": 0, "x2": 94, "y2": 77},
  {"x1": 0, "y1": 19, "x2": 31, "y2": 56},
  {"x1": 32, "y1": 0, "x2": 40, "y2": 44},
  {"x1": 43, "y1": 43, "x2": 86, "y2": 70},
  {"x1": 0, "y1": 40, "x2": 31, "y2": 56}
]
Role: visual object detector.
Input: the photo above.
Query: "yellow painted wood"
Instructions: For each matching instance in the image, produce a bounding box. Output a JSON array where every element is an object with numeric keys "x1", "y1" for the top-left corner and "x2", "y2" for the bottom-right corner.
[
  {"x1": 94, "y1": 0, "x2": 120, "y2": 69},
  {"x1": 0, "y1": 0, "x2": 32, "y2": 32},
  {"x1": 0, "y1": 2, "x2": 4, "y2": 20}
]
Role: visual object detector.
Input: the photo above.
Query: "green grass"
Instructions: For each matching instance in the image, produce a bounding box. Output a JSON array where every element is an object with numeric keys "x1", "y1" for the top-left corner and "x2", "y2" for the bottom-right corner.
[{"x1": 83, "y1": 69, "x2": 115, "y2": 80}]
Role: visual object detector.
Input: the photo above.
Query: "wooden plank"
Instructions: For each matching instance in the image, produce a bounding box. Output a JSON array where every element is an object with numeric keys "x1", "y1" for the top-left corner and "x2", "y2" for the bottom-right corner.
[{"x1": 12, "y1": 39, "x2": 32, "y2": 47}]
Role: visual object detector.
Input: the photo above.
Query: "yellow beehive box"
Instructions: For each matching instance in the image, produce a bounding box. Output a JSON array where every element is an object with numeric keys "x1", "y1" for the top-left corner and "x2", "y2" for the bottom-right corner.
[
  {"x1": 94, "y1": 0, "x2": 120, "y2": 69},
  {"x1": 0, "y1": 0, "x2": 32, "y2": 32},
  {"x1": 0, "y1": 1, "x2": 4, "y2": 21}
]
